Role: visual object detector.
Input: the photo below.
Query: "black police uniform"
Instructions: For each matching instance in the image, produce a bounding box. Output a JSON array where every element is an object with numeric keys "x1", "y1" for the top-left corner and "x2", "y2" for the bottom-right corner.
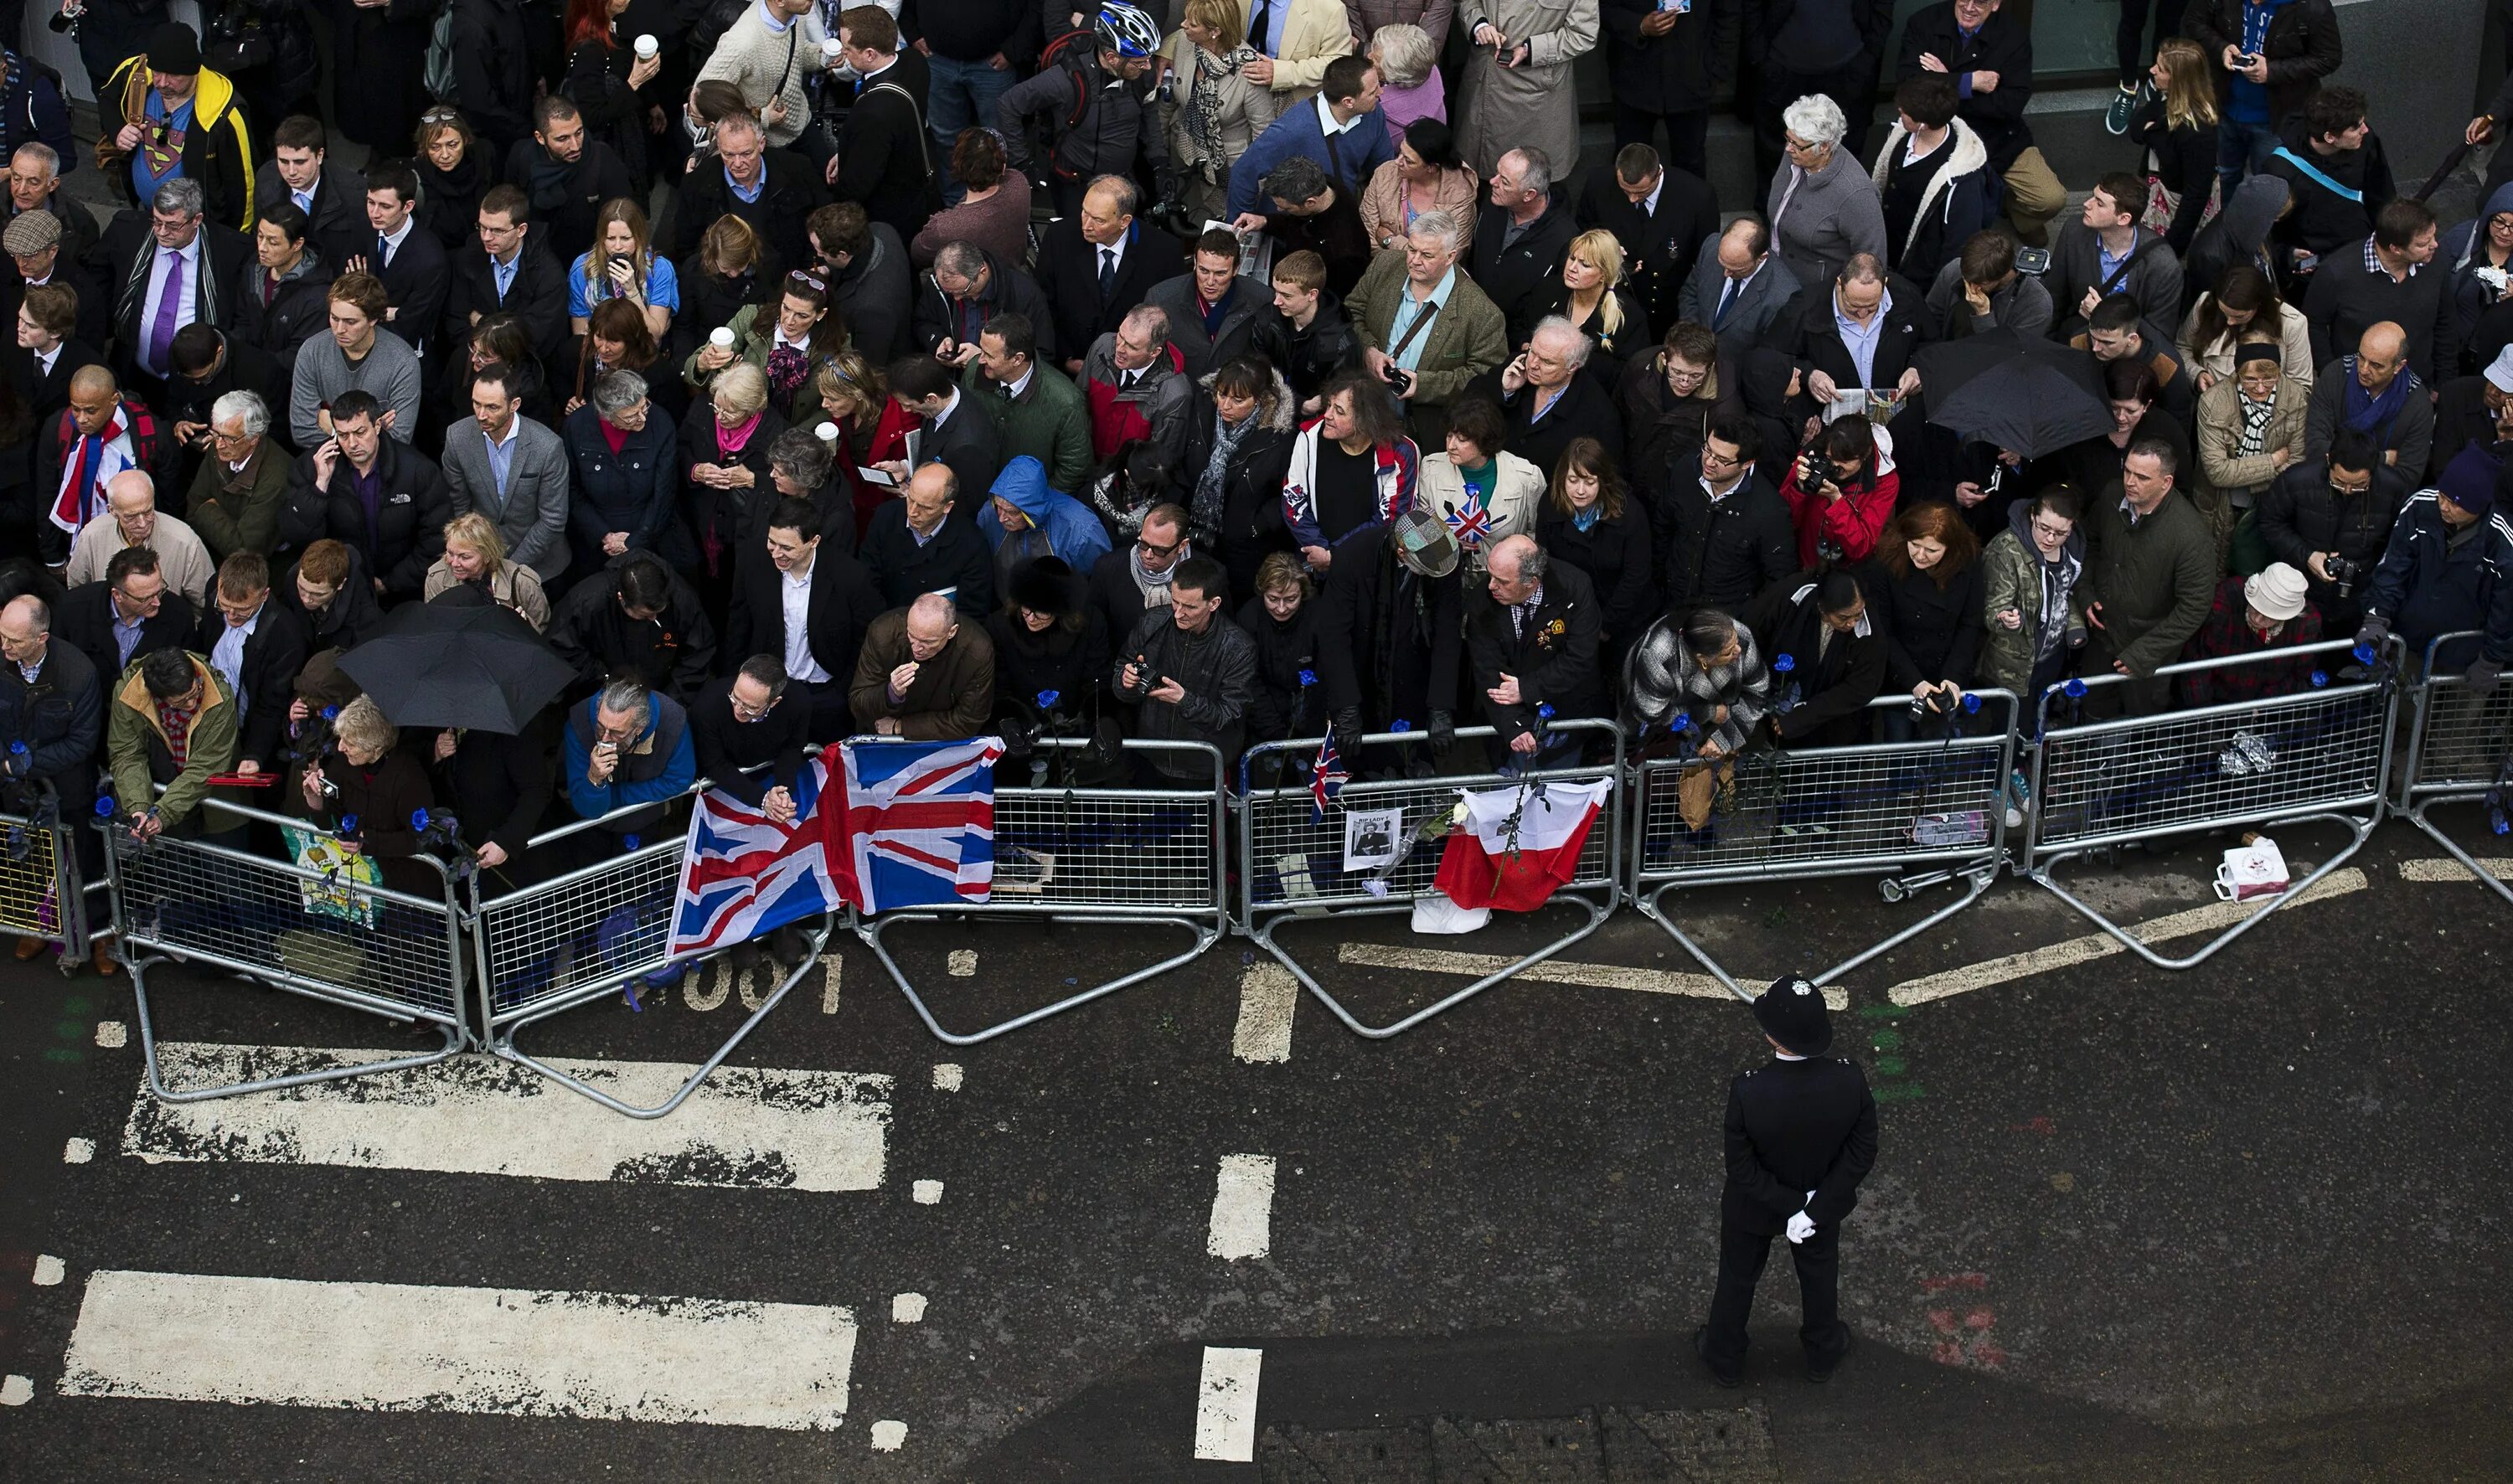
[{"x1": 1700, "y1": 977, "x2": 1878, "y2": 1382}]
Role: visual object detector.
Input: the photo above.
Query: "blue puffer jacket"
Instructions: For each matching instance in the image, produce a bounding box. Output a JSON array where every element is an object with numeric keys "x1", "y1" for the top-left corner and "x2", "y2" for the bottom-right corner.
[{"x1": 977, "y1": 455, "x2": 1113, "y2": 572}]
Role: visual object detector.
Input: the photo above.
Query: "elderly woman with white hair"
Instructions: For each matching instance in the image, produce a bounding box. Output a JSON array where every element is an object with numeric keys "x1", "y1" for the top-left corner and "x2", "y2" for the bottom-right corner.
[
  {"x1": 186, "y1": 389, "x2": 290, "y2": 566},
  {"x1": 425, "y1": 512, "x2": 553, "y2": 631},
  {"x1": 1366, "y1": 22, "x2": 1443, "y2": 149},
  {"x1": 1763, "y1": 94, "x2": 1889, "y2": 294},
  {"x1": 290, "y1": 693, "x2": 441, "y2": 896}
]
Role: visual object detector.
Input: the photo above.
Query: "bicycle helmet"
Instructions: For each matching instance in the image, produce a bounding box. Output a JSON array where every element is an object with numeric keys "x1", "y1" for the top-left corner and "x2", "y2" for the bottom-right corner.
[{"x1": 1093, "y1": 2, "x2": 1159, "y2": 59}]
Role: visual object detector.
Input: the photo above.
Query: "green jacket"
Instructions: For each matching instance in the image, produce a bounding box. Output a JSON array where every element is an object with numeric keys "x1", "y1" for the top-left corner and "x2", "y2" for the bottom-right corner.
[
  {"x1": 1976, "y1": 528, "x2": 2087, "y2": 697},
  {"x1": 680, "y1": 301, "x2": 845, "y2": 424},
  {"x1": 185, "y1": 439, "x2": 292, "y2": 565},
  {"x1": 2080, "y1": 486, "x2": 2219, "y2": 679},
  {"x1": 107, "y1": 653, "x2": 239, "y2": 832},
  {"x1": 959, "y1": 359, "x2": 1093, "y2": 497},
  {"x1": 1342, "y1": 248, "x2": 1509, "y2": 408}
]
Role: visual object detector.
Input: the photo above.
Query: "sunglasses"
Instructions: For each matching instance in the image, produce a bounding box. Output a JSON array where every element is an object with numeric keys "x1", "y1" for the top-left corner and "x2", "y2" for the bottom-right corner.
[
  {"x1": 420, "y1": 107, "x2": 462, "y2": 125},
  {"x1": 787, "y1": 271, "x2": 827, "y2": 292}
]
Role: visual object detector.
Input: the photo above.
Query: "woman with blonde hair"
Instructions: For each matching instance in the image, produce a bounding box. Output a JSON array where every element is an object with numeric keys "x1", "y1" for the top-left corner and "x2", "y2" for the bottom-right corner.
[
  {"x1": 814, "y1": 354, "x2": 917, "y2": 541},
  {"x1": 2131, "y1": 38, "x2": 2222, "y2": 254},
  {"x1": 1162, "y1": 0, "x2": 1281, "y2": 225},
  {"x1": 675, "y1": 214, "x2": 771, "y2": 363},
  {"x1": 571, "y1": 197, "x2": 678, "y2": 343},
  {"x1": 426, "y1": 513, "x2": 553, "y2": 631},
  {"x1": 681, "y1": 361, "x2": 788, "y2": 612},
  {"x1": 291, "y1": 694, "x2": 441, "y2": 895},
  {"x1": 1528, "y1": 228, "x2": 1649, "y2": 381}
]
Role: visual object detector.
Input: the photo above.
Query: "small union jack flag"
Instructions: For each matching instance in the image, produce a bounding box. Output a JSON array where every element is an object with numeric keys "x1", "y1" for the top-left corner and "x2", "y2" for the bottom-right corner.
[
  {"x1": 1309, "y1": 734, "x2": 1349, "y2": 820},
  {"x1": 1443, "y1": 491, "x2": 1494, "y2": 546}
]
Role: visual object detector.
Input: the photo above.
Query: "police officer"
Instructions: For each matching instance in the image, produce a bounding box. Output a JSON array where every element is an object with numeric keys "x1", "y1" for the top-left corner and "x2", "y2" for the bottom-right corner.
[{"x1": 1695, "y1": 974, "x2": 1878, "y2": 1387}]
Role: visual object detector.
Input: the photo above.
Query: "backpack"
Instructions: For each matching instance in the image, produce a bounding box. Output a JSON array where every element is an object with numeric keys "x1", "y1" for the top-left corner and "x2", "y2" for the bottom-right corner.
[
  {"x1": 1035, "y1": 28, "x2": 1098, "y2": 135},
  {"x1": 423, "y1": 0, "x2": 460, "y2": 102}
]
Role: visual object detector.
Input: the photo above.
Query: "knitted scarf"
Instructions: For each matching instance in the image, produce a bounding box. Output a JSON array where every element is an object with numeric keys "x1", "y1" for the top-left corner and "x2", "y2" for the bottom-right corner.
[
  {"x1": 1187, "y1": 46, "x2": 1257, "y2": 165},
  {"x1": 1191, "y1": 407, "x2": 1256, "y2": 543}
]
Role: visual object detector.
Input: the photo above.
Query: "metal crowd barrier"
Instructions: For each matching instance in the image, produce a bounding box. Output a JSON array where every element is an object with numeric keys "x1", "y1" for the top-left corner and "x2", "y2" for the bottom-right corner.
[
  {"x1": 2393, "y1": 631, "x2": 2513, "y2": 909},
  {"x1": 1628, "y1": 693, "x2": 2019, "y2": 998},
  {"x1": 468, "y1": 784, "x2": 835, "y2": 1118},
  {"x1": 2021, "y1": 636, "x2": 2400, "y2": 968},
  {"x1": 1238, "y1": 719, "x2": 1624, "y2": 1038},
  {"x1": 104, "y1": 793, "x2": 467, "y2": 1102},
  {"x1": 0, "y1": 780, "x2": 101, "y2": 975},
  {"x1": 853, "y1": 736, "x2": 1229, "y2": 1044}
]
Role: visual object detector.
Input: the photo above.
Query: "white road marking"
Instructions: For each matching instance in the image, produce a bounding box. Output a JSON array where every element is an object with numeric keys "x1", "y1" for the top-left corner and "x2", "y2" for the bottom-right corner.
[
  {"x1": 1193, "y1": 1346, "x2": 1262, "y2": 1461},
  {"x1": 1338, "y1": 943, "x2": 1850, "y2": 1010},
  {"x1": 32, "y1": 1255, "x2": 64, "y2": 1286},
  {"x1": 890, "y1": 1292, "x2": 926, "y2": 1323},
  {"x1": 911, "y1": 1179, "x2": 943, "y2": 1204},
  {"x1": 0, "y1": 1376, "x2": 30, "y2": 1406},
  {"x1": 62, "y1": 1137, "x2": 92, "y2": 1164},
  {"x1": 736, "y1": 960, "x2": 768, "y2": 1011},
  {"x1": 1206, "y1": 1155, "x2": 1277, "y2": 1261},
  {"x1": 946, "y1": 950, "x2": 978, "y2": 976},
  {"x1": 869, "y1": 1419, "x2": 908, "y2": 1451},
  {"x1": 684, "y1": 964, "x2": 730, "y2": 1012},
  {"x1": 94, "y1": 1022, "x2": 126, "y2": 1049},
  {"x1": 123, "y1": 1044, "x2": 891, "y2": 1193},
  {"x1": 1888, "y1": 868, "x2": 2371, "y2": 1006},
  {"x1": 931, "y1": 1063, "x2": 963, "y2": 1092},
  {"x1": 57, "y1": 1270, "x2": 856, "y2": 1430},
  {"x1": 2398, "y1": 857, "x2": 2513, "y2": 883},
  {"x1": 819, "y1": 953, "x2": 844, "y2": 1014},
  {"x1": 1232, "y1": 964, "x2": 1298, "y2": 1064}
]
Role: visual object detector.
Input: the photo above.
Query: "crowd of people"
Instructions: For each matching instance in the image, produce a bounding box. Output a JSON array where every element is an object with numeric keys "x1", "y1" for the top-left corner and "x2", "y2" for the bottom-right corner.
[{"x1": 1, "y1": 0, "x2": 2510, "y2": 977}]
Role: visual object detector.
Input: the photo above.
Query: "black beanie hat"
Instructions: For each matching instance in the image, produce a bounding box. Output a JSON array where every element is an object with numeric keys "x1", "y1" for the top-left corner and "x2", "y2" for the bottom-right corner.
[{"x1": 145, "y1": 22, "x2": 202, "y2": 75}]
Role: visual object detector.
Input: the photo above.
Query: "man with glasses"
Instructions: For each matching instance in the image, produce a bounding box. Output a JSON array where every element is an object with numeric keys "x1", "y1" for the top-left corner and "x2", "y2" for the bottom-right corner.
[
  {"x1": 560, "y1": 675, "x2": 696, "y2": 855},
  {"x1": 183, "y1": 389, "x2": 287, "y2": 564},
  {"x1": 849, "y1": 592, "x2": 995, "y2": 739},
  {"x1": 101, "y1": 174, "x2": 250, "y2": 399},
  {"x1": 1112, "y1": 554, "x2": 1255, "y2": 783},
  {"x1": 687, "y1": 654, "x2": 813, "y2": 966},
  {"x1": 56, "y1": 545, "x2": 194, "y2": 710},
  {"x1": 94, "y1": 22, "x2": 255, "y2": 229},
  {"x1": 726, "y1": 497, "x2": 884, "y2": 745},
  {"x1": 191, "y1": 549, "x2": 306, "y2": 777},
  {"x1": 1662, "y1": 415, "x2": 1793, "y2": 616},
  {"x1": 861, "y1": 462, "x2": 996, "y2": 612},
  {"x1": 443, "y1": 184, "x2": 570, "y2": 375},
  {"x1": 1765, "y1": 253, "x2": 1927, "y2": 425},
  {"x1": 2257, "y1": 427, "x2": 2405, "y2": 640},
  {"x1": 1086, "y1": 502, "x2": 1190, "y2": 641},
  {"x1": 64, "y1": 468, "x2": 212, "y2": 603},
  {"x1": 159, "y1": 322, "x2": 286, "y2": 492}
]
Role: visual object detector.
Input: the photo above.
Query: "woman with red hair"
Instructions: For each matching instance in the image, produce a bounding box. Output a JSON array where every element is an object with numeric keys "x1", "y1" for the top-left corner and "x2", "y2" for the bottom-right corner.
[
  {"x1": 563, "y1": 0, "x2": 667, "y2": 188},
  {"x1": 1859, "y1": 500, "x2": 1986, "y2": 740}
]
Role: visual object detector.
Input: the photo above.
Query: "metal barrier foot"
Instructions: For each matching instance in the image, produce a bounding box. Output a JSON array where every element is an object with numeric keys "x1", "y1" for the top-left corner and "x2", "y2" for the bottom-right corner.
[
  {"x1": 488, "y1": 915, "x2": 837, "y2": 1119},
  {"x1": 2401, "y1": 804, "x2": 2513, "y2": 909},
  {"x1": 2026, "y1": 814, "x2": 2378, "y2": 970},
  {"x1": 126, "y1": 956, "x2": 465, "y2": 1103},
  {"x1": 1633, "y1": 864, "x2": 2000, "y2": 1000},
  {"x1": 857, "y1": 912, "x2": 1222, "y2": 1046},
  {"x1": 1249, "y1": 894, "x2": 1616, "y2": 1038}
]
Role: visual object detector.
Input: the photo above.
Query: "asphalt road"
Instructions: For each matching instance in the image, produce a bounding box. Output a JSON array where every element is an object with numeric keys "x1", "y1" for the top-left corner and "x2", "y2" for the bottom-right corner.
[{"x1": 2, "y1": 809, "x2": 2510, "y2": 1482}]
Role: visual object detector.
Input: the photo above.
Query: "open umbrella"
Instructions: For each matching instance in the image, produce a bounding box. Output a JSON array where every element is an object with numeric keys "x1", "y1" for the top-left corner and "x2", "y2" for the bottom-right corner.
[
  {"x1": 336, "y1": 599, "x2": 576, "y2": 734},
  {"x1": 1914, "y1": 329, "x2": 2113, "y2": 461}
]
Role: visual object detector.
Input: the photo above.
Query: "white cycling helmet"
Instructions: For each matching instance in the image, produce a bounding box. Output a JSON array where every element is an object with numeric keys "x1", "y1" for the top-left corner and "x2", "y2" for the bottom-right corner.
[{"x1": 1094, "y1": 3, "x2": 1160, "y2": 59}]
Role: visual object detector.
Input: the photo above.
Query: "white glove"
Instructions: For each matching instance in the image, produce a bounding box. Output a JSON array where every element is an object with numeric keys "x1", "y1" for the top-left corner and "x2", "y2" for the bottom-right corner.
[{"x1": 1786, "y1": 1210, "x2": 1815, "y2": 1244}]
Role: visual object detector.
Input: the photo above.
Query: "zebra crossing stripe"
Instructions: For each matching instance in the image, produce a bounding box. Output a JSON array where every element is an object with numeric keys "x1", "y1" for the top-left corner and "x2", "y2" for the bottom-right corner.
[
  {"x1": 58, "y1": 1270, "x2": 858, "y2": 1430},
  {"x1": 123, "y1": 1043, "x2": 891, "y2": 1192}
]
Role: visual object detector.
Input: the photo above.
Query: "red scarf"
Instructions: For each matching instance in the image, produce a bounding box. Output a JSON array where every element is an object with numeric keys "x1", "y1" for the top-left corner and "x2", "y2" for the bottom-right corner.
[
  {"x1": 52, "y1": 408, "x2": 128, "y2": 533},
  {"x1": 715, "y1": 410, "x2": 762, "y2": 457}
]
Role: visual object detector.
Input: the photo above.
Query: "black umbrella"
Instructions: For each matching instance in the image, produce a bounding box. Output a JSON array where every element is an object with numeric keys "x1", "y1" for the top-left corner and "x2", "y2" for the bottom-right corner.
[
  {"x1": 1915, "y1": 329, "x2": 2113, "y2": 461},
  {"x1": 337, "y1": 597, "x2": 577, "y2": 734}
]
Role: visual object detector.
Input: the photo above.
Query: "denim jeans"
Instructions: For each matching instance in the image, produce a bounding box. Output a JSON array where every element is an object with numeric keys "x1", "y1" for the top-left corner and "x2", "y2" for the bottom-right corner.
[
  {"x1": 2216, "y1": 118, "x2": 2281, "y2": 187},
  {"x1": 928, "y1": 54, "x2": 1016, "y2": 194}
]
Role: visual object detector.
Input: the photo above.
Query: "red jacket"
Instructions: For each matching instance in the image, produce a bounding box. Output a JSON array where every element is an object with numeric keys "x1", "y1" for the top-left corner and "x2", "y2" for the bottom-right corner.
[{"x1": 1779, "y1": 457, "x2": 1899, "y2": 571}]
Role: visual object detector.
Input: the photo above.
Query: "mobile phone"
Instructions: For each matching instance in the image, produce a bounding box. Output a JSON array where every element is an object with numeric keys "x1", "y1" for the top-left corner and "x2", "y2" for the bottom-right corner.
[{"x1": 2013, "y1": 245, "x2": 2051, "y2": 276}]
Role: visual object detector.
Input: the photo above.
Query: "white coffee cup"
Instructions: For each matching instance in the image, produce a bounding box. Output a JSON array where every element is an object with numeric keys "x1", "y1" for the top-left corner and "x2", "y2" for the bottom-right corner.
[
  {"x1": 815, "y1": 421, "x2": 839, "y2": 442},
  {"x1": 710, "y1": 327, "x2": 735, "y2": 351},
  {"x1": 633, "y1": 33, "x2": 658, "y2": 58},
  {"x1": 822, "y1": 37, "x2": 844, "y2": 59}
]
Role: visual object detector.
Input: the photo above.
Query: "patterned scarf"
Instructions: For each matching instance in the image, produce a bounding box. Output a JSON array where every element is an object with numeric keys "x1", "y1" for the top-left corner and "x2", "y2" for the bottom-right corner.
[
  {"x1": 1187, "y1": 47, "x2": 1258, "y2": 166},
  {"x1": 2233, "y1": 388, "x2": 2278, "y2": 460},
  {"x1": 1191, "y1": 407, "x2": 1256, "y2": 542},
  {"x1": 765, "y1": 343, "x2": 812, "y2": 398}
]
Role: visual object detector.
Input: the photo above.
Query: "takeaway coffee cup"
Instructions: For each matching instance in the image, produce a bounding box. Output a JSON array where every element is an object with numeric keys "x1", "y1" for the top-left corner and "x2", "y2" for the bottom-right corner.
[
  {"x1": 710, "y1": 327, "x2": 735, "y2": 351},
  {"x1": 633, "y1": 33, "x2": 658, "y2": 58}
]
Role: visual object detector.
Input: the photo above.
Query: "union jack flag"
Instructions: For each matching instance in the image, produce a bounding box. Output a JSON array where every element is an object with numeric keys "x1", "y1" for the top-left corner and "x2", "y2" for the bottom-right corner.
[
  {"x1": 669, "y1": 749, "x2": 842, "y2": 956},
  {"x1": 835, "y1": 736, "x2": 1009, "y2": 913},
  {"x1": 1309, "y1": 734, "x2": 1348, "y2": 820},
  {"x1": 1443, "y1": 490, "x2": 1494, "y2": 547}
]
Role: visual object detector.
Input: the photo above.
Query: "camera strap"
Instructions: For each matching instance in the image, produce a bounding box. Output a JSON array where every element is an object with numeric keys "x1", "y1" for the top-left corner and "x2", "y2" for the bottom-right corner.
[{"x1": 1386, "y1": 295, "x2": 1442, "y2": 362}]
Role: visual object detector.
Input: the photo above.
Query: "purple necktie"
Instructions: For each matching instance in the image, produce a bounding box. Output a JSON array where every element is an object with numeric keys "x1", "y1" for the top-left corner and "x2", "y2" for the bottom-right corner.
[{"x1": 146, "y1": 249, "x2": 183, "y2": 375}]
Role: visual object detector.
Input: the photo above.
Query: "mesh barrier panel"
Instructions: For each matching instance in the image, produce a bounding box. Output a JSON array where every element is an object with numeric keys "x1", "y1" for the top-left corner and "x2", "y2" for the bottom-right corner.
[
  {"x1": 2402, "y1": 672, "x2": 2513, "y2": 800},
  {"x1": 990, "y1": 783, "x2": 1225, "y2": 912},
  {"x1": 475, "y1": 836, "x2": 687, "y2": 1024},
  {"x1": 109, "y1": 831, "x2": 461, "y2": 1023},
  {"x1": 0, "y1": 808, "x2": 63, "y2": 940}
]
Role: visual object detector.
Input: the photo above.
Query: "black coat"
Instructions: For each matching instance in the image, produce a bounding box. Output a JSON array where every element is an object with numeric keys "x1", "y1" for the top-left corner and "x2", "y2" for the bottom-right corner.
[
  {"x1": 678, "y1": 398, "x2": 789, "y2": 585},
  {"x1": 192, "y1": 598, "x2": 310, "y2": 767},
  {"x1": 1035, "y1": 218, "x2": 1184, "y2": 372},
  {"x1": 911, "y1": 248, "x2": 1059, "y2": 361},
  {"x1": 0, "y1": 636, "x2": 100, "y2": 799},
  {"x1": 416, "y1": 152, "x2": 488, "y2": 256},
  {"x1": 432, "y1": 712, "x2": 555, "y2": 865},
  {"x1": 563, "y1": 403, "x2": 694, "y2": 574},
  {"x1": 860, "y1": 498, "x2": 996, "y2": 613},
  {"x1": 665, "y1": 148, "x2": 828, "y2": 281},
  {"x1": 1741, "y1": 0, "x2": 1895, "y2": 70},
  {"x1": 1174, "y1": 399, "x2": 1297, "y2": 605},
  {"x1": 686, "y1": 678, "x2": 811, "y2": 806},
  {"x1": 442, "y1": 239, "x2": 574, "y2": 379},
  {"x1": 1, "y1": 250, "x2": 109, "y2": 352},
  {"x1": 1539, "y1": 501, "x2": 1658, "y2": 647},
  {"x1": 1722, "y1": 1054, "x2": 1878, "y2": 1236},
  {"x1": 4, "y1": 337, "x2": 105, "y2": 427},
  {"x1": 276, "y1": 436, "x2": 455, "y2": 599},
  {"x1": 230, "y1": 253, "x2": 334, "y2": 370},
  {"x1": 984, "y1": 605, "x2": 1111, "y2": 727},
  {"x1": 252, "y1": 161, "x2": 369, "y2": 279},
  {"x1": 2131, "y1": 104, "x2": 2216, "y2": 257},
  {"x1": 502, "y1": 137, "x2": 635, "y2": 271},
  {"x1": 2185, "y1": 0, "x2": 2344, "y2": 132},
  {"x1": 833, "y1": 67, "x2": 939, "y2": 242},
  {"x1": 102, "y1": 214, "x2": 255, "y2": 379},
  {"x1": 1858, "y1": 557, "x2": 1984, "y2": 691},
  {"x1": 548, "y1": 557, "x2": 718, "y2": 700},
  {"x1": 1602, "y1": 0, "x2": 1736, "y2": 112},
  {"x1": 1747, "y1": 570, "x2": 1890, "y2": 746},
  {"x1": 671, "y1": 257, "x2": 776, "y2": 366},
  {"x1": 2255, "y1": 456, "x2": 2412, "y2": 621},
  {"x1": 1661, "y1": 470, "x2": 1795, "y2": 614},
  {"x1": 1235, "y1": 592, "x2": 1320, "y2": 743},
  {"x1": 1469, "y1": 201, "x2": 1580, "y2": 347},
  {"x1": 1575, "y1": 162, "x2": 1718, "y2": 336},
  {"x1": 1764, "y1": 281, "x2": 1931, "y2": 423},
  {"x1": 1086, "y1": 548, "x2": 1154, "y2": 644},
  {"x1": 277, "y1": 544, "x2": 388, "y2": 649},
  {"x1": 916, "y1": 396, "x2": 1006, "y2": 518},
  {"x1": 55, "y1": 579, "x2": 196, "y2": 701},
  {"x1": 723, "y1": 547, "x2": 885, "y2": 682},
  {"x1": 1463, "y1": 557, "x2": 1608, "y2": 742},
  {"x1": 828, "y1": 223, "x2": 915, "y2": 369},
  {"x1": 1313, "y1": 521, "x2": 1463, "y2": 729},
  {"x1": 1472, "y1": 367, "x2": 1626, "y2": 485},
  {"x1": 1894, "y1": 1, "x2": 2034, "y2": 173},
  {"x1": 450, "y1": 0, "x2": 536, "y2": 155},
  {"x1": 1246, "y1": 295, "x2": 1360, "y2": 408},
  {"x1": 163, "y1": 336, "x2": 291, "y2": 446}
]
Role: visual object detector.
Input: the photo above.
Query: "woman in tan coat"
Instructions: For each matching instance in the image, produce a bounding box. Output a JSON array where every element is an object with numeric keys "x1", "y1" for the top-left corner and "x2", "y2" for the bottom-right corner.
[
  {"x1": 1165, "y1": 0, "x2": 1284, "y2": 226},
  {"x1": 2194, "y1": 338, "x2": 2309, "y2": 564}
]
